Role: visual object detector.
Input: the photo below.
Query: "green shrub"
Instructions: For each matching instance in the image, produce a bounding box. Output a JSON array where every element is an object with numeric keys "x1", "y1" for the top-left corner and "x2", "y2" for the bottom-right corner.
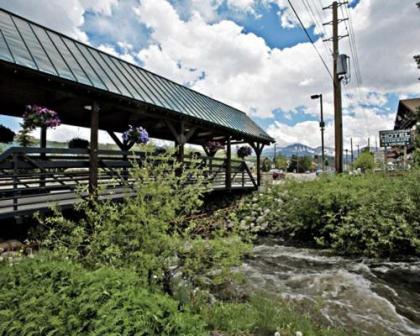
[
  {"x1": 234, "y1": 170, "x2": 420, "y2": 258},
  {"x1": 198, "y1": 294, "x2": 350, "y2": 336},
  {"x1": 353, "y1": 150, "x2": 374, "y2": 171},
  {"x1": 35, "y1": 150, "x2": 249, "y2": 293},
  {"x1": 0, "y1": 257, "x2": 206, "y2": 336}
]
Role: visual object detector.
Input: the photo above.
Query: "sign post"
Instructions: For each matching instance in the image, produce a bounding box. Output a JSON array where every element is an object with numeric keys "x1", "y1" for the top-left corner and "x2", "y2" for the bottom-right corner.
[{"x1": 379, "y1": 129, "x2": 412, "y2": 171}]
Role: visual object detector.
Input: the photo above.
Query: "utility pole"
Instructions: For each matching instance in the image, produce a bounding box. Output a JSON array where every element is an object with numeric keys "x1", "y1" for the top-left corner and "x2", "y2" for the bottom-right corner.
[
  {"x1": 357, "y1": 144, "x2": 360, "y2": 156},
  {"x1": 350, "y1": 137, "x2": 354, "y2": 166},
  {"x1": 368, "y1": 137, "x2": 370, "y2": 152},
  {"x1": 323, "y1": 1, "x2": 348, "y2": 173}
]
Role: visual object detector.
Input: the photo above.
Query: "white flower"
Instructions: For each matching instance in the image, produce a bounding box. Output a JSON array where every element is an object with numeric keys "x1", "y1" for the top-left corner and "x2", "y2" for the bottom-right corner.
[
  {"x1": 274, "y1": 332, "x2": 281, "y2": 336},
  {"x1": 296, "y1": 332, "x2": 303, "y2": 336}
]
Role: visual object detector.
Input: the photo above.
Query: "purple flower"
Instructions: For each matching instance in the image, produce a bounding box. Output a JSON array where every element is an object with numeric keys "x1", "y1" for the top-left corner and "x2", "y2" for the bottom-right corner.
[
  {"x1": 237, "y1": 146, "x2": 252, "y2": 158},
  {"x1": 123, "y1": 125, "x2": 149, "y2": 145},
  {"x1": 23, "y1": 105, "x2": 61, "y2": 129}
]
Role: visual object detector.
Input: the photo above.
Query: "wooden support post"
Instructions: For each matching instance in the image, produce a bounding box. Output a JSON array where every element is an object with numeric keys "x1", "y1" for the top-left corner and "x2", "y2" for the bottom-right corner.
[
  {"x1": 89, "y1": 102, "x2": 99, "y2": 195},
  {"x1": 225, "y1": 137, "x2": 232, "y2": 191},
  {"x1": 166, "y1": 120, "x2": 196, "y2": 163},
  {"x1": 40, "y1": 126, "x2": 47, "y2": 188},
  {"x1": 249, "y1": 142, "x2": 264, "y2": 187},
  {"x1": 256, "y1": 147, "x2": 262, "y2": 187},
  {"x1": 13, "y1": 153, "x2": 18, "y2": 211},
  {"x1": 177, "y1": 142, "x2": 185, "y2": 163}
]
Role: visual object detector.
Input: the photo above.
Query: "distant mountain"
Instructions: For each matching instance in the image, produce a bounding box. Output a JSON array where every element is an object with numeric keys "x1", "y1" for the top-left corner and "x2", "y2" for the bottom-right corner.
[{"x1": 263, "y1": 143, "x2": 335, "y2": 158}]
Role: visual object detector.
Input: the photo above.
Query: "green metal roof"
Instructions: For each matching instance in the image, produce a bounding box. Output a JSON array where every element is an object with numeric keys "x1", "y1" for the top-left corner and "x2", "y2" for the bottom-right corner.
[{"x1": 0, "y1": 8, "x2": 273, "y2": 143}]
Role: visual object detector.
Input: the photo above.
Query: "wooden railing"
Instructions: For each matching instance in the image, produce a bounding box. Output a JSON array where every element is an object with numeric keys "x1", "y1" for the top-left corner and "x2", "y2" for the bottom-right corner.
[{"x1": 0, "y1": 147, "x2": 256, "y2": 217}]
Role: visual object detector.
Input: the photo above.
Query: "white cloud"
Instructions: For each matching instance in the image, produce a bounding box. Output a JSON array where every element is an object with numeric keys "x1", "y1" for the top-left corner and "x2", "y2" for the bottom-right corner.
[
  {"x1": 267, "y1": 106, "x2": 395, "y2": 149},
  {"x1": 133, "y1": 0, "x2": 420, "y2": 147},
  {"x1": 0, "y1": 0, "x2": 89, "y2": 42},
  {"x1": 97, "y1": 44, "x2": 137, "y2": 64},
  {"x1": 79, "y1": 0, "x2": 118, "y2": 16}
]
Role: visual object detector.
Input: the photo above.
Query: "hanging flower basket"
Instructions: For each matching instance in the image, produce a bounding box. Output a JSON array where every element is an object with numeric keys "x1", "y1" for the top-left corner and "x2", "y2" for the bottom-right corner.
[
  {"x1": 205, "y1": 140, "x2": 224, "y2": 156},
  {"x1": 23, "y1": 105, "x2": 61, "y2": 130},
  {"x1": 68, "y1": 137, "x2": 89, "y2": 149},
  {"x1": 237, "y1": 145, "x2": 252, "y2": 159},
  {"x1": 122, "y1": 125, "x2": 149, "y2": 144},
  {"x1": 0, "y1": 124, "x2": 15, "y2": 143}
]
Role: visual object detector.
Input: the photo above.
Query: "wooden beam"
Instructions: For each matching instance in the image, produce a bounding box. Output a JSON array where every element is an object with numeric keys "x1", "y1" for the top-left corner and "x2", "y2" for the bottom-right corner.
[
  {"x1": 89, "y1": 102, "x2": 99, "y2": 195},
  {"x1": 165, "y1": 120, "x2": 181, "y2": 144},
  {"x1": 107, "y1": 130, "x2": 124, "y2": 150}
]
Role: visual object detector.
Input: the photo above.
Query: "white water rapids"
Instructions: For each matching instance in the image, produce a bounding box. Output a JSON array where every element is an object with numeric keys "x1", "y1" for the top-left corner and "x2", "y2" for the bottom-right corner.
[{"x1": 243, "y1": 238, "x2": 420, "y2": 336}]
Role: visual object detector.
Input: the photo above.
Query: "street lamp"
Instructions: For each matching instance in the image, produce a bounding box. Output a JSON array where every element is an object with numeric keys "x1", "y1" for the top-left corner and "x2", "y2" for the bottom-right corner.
[{"x1": 311, "y1": 94, "x2": 325, "y2": 171}]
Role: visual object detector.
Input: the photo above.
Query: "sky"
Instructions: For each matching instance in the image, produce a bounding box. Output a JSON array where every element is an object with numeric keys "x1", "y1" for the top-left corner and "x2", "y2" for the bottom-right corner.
[{"x1": 0, "y1": 0, "x2": 419, "y2": 149}]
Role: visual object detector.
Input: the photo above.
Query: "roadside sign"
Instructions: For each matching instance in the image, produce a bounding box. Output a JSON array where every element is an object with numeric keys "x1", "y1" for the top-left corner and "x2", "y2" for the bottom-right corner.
[{"x1": 379, "y1": 129, "x2": 412, "y2": 147}]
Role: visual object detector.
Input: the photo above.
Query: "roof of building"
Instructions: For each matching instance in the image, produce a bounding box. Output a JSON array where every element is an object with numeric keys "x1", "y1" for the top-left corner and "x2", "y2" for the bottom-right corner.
[
  {"x1": 394, "y1": 98, "x2": 420, "y2": 130},
  {"x1": 0, "y1": 8, "x2": 273, "y2": 143}
]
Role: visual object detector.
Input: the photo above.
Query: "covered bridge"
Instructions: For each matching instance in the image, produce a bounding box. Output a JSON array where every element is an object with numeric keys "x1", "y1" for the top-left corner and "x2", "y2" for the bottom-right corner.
[{"x1": 0, "y1": 8, "x2": 274, "y2": 218}]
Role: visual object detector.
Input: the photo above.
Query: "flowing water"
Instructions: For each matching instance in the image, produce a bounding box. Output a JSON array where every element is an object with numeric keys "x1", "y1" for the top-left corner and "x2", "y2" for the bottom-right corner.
[{"x1": 243, "y1": 238, "x2": 420, "y2": 336}]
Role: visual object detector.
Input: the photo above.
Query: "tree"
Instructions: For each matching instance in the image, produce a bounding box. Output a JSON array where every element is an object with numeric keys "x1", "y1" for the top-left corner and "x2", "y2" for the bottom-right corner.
[
  {"x1": 353, "y1": 150, "x2": 375, "y2": 172},
  {"x1": 287, "y1": 155, "x2": 312, "y2": 173},
  {"x1": 274, "y1": 154, "x2": 288, "y2": 170},
  {"x1": 15, "y1": 125, "x2": 36, "y2": 147},
  {"x1": 261, "y1": 157, "x2": 272, "y2": 172}
]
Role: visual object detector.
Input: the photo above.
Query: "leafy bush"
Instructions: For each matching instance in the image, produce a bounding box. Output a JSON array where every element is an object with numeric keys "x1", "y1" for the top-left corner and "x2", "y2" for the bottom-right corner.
[
  {"x1": 353, "y1": 150, "x2": 374, "y2": 171},
  {"x1": 68, "y1": 137, "x2": 89, "y2": 149},
  {"x1": 0, "y1": 124, "x2": 15, "y2": 143},
  {"x1": 35, "y1": 150, "x2": 249, "y2": 293},
  {"x1": 0, "y1": 257, "x2": 206, "y2": 336},
  {"x1": 197, "y1": 294, "x2": 350, "y2": 336},
  {"x1": 234, "y1": 170, "x2": 420, "y2": 258}
]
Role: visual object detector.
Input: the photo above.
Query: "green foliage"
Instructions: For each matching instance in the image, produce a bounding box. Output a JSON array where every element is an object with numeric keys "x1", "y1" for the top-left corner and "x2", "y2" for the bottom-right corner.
[
  {"x1": 287, "y1": 155, "x2": 312, "y2": 173},
  {"x1": 353, "y1": 150, "x2": 374, "y2": 171},
  {"x1": 35, "y1": 150, "x2": 249, "y2": 292},
  {"x1": 234, "y1": 171, "x2": 420, "y2": 258},
  {"x1": 261, "y1": 157, "x2": 272, "y2": 172},
  {"x1": 274, "y1": 154, "x2": 288, "y2": 170},
  {"x1": 0, "y1": 257, "x2": 206, "y2": 336},
  {"x1": 15, "y1": 124, "x2": 36, "y2": 147},
  {"x1": 197, "y1": 294, "x2": 350, "y2": 336}
]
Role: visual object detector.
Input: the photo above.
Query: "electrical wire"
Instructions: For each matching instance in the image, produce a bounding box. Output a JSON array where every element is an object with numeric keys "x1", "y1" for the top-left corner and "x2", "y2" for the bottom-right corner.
[
  {"x1": 300, "y1": 0, "x2": 333, "y2": 62},
  {"x1": 286, "y1": 0, "x2": 333, "y2": 80}
]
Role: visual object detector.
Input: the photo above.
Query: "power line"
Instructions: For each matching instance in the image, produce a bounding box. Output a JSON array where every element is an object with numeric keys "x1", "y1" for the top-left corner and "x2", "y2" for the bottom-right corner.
[
  {"x1": 287, "y1": 0, "x2": 333, "y2": 80},
  {"x1": 300, "y1": 0, "x2": 333, "y2": 60},
  {"x1": 345, "y1": 4, "x2": 362, "y2": 85}
]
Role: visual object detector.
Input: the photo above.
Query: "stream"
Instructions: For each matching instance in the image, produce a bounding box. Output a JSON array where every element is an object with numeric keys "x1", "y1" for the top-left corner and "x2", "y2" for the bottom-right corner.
[{"x1": 243, "y1": 238, "x2": 420, "y2": 336}]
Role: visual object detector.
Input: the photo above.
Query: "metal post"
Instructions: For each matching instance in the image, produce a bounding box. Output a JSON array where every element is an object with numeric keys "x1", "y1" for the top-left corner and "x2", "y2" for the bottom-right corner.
[
  {"x1": 273, "y1": 143, "x2": 277, "y2": 164},
  {"x1": 345, "y1": 149, "x2": 348, "y2": 171},
  {"x1": 89, "y1": 102, "x2": 99, "y2": 195},
  {"x1": 320, "y1": 94, "x2": 325, "y2": 171},
  {"x1": 350, "y1": 138, "x2": 354, "y2": 166}
]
